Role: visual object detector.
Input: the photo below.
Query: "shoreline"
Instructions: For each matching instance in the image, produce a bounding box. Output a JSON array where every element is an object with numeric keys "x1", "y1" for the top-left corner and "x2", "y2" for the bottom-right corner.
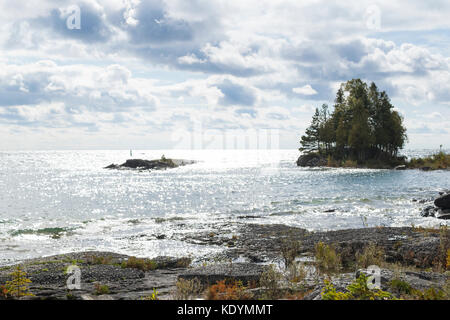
[{"x1": 1, "y1": 223, "x2": 448, "y2": 300}]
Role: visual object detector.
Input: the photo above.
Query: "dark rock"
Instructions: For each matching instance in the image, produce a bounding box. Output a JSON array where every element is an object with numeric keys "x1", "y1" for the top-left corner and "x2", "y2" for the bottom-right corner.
[
  {"x1": 420, "y1": 206, "x2": 437, "y2": 218},
  {"x1": 324, "y1": 209, "x2": 336, "y2": 213},
  {"x1": 105, "y1": 158, "x2": 195, "y2": 171},
  {"x1": 434, "y1": 193, "x2": 450, "y2": 209},
  {"x1": 296, "y1": 153, "x2": 327, "y2": 167},
  {"x1": 104, "y1": 164, "x2": 119, "y2": 169},
  {"x1": 0, "y1": 251, "x2": 190, "y2": 300},
  {"x1": 394, "y1": 165, "x2": 406, "y2": 170},
  {"x1": 437, "y1": 209, "x2": 450, "y2": 220},
  {"x1": 178, "y1": 263, "x2": 267, "y2": 286},
  {"x1": 420, "y1": 167, "x2": 432, "y2": 171},
  {"x1": 121, "y1": 159, "x2": 176, "y2": 170}
]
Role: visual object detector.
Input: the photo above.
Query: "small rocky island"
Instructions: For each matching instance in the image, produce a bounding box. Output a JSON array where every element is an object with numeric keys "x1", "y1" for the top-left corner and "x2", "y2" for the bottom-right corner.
[
  {"x1": 105, "y1": 157, "x2": 196, "y2": 171},
  {"x1": 296, "y1": 79, "x2": 449, "y2": 170}
]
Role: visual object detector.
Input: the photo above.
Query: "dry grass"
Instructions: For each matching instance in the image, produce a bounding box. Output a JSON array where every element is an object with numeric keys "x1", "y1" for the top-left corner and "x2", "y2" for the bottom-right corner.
[
  {"x1": 173, "y1": 278, "x2": 203, "y2": 300},
  {"x1": 314, "y1": 242, "x2": 342, "y2": 274}
]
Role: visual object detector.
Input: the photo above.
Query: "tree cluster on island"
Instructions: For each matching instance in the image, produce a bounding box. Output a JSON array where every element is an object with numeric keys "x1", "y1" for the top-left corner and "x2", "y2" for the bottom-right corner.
[{"x1": 299, "y1": 79, "x2": 408, "y2": 167}]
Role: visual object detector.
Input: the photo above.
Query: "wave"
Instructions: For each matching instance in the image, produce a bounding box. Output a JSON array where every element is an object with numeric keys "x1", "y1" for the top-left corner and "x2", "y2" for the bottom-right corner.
[{"x1": 9, "y1": 227, "x2": 75, "y2": 239}]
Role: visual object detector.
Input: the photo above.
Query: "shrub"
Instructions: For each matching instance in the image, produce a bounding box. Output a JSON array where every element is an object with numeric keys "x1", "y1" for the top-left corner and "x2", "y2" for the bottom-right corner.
[
  {"x1": 342, "y1": 159, "x2": 358, "y2": 168},
  {"x1": 356, "y1": 243, "x2": 385, "y2": 268},
  {"x1": 174, "y1": 278, "x2": 203, "y2": 300},
  {"x1": 142, "y1": 288, "x2": 159, "y2": 300},
  {"x1": 327, "y1": 156, "x2": 339, "y2": 167},
  {"x1": 407, "y1": 151, "x2": 450, "y2": 170},
  {"x1": 322, "y1": 274, "x2": 395, "y2": 300},
  {"x1": 93, "y1": 283, "x2": 110, "y2": 295},
  {"x1": 4, "y1": 266, "x2": 34, "y2": 298},
  {"x1": 287, "y1": 263, "x2": 308, "y2": 283},
  {"x1": 432, "y1": 225, "x2": 450, "y2": 272},
  {"x1": 121, "y1": 257, "x2": 158, "y2": 271},
  {"x1": 280, "y1": 239, "x2": 301, "y2": 268},
  {"x1": 314, "y1": 242, "x2": 342, "y2": 274},
  {"x1": 259, "y1": 265, "x2": 283, "y2": 299},
  {"x1": 414, "y1": 287, "x2": 446, "y2": 300},
  {"x1": 86, "y1": 255, "x2": 112, "y2": 265},
  {"x1": 175, "y1": 257, "x2": 192, "y2": 268},
  {"x1": 446, "y1": 249, "x2": 450, "y2": 271},
  {"x1": 389, "y1": 278, "x2": 413, "y2": 295},
  {"x1": 206, "y1": 280, "x2": 253, "y2": 300}
]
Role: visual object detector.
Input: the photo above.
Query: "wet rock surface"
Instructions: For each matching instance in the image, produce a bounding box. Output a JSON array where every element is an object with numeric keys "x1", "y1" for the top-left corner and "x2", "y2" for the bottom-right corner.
[{"x1": 1, "y1": 224, "x2": 448, "y2": 300}]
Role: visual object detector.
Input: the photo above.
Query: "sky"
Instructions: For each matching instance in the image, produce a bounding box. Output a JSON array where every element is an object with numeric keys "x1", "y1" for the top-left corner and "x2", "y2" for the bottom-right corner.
[{"x1": 0, "y1": 0, "x2": 449, "y2": 150}]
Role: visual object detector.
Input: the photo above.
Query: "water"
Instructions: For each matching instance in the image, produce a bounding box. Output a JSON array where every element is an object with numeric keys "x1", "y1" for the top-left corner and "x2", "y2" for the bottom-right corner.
[{"x1": 0, "y1": 149, "x2": 449, "y2": 265}]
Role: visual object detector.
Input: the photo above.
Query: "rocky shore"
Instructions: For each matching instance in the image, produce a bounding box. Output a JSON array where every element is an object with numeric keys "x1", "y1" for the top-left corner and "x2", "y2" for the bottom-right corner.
[
  {"x1": 1, "y1": 223, "x2": 448, "y2": 300},
  {"x1": 420, "y1": 191, "x2": 450, "y2": 220}
]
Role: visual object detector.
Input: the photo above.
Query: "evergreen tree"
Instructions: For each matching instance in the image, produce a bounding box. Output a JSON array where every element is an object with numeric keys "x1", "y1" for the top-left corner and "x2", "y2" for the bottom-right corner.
[
  {"x1": 300, "y1": 108, "x2": 321, "y2": 153},
  {"x1": 299, "y1": 79, "x2": 407, "y2": 165}
]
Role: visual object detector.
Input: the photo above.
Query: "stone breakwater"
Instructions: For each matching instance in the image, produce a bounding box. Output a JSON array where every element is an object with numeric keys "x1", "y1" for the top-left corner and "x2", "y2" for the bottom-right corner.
[{"x1": 1, "y1": 223, "x2": 448, "y2": 300}]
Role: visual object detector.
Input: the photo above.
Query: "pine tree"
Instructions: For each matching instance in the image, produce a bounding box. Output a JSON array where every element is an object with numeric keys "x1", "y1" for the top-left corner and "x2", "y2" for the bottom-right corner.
[
  {"x1": 299, "y1": 79, "x2": 407, "y2": 165},
  {"x1": 300, "y1": 108, "x2": 321, "y2": 153},
  {"x1": 5, "y1": 266, "x2": 34, "y2": 298}
]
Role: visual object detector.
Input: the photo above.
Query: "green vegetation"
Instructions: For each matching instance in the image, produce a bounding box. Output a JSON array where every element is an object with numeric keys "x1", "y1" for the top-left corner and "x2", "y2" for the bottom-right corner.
[
  {"x1": 407, "y1": 151, "x2": 450, "y2": 170},
  {"x1": 300, "y1": 79, "x2": 407, "y2": 166},
  {"x1": 121, "y1": 257, "x2": 158, "y2": 271},
  {"x1": 93, "y1": 283, "x2": 110, "y2": 295},
  {"x1": 280, "y1": 238, "x2": 301, "y2": 268},
  {"x1": 142, "y1": 288, "x2": 159, "y2": 300},
  {"x1": 86, "y1": 255, "x2": 112, "y2": 265},
  {"x1": 314, "y1": 242, "x2": 342, "y2": 274},
  {"x1": 356, "y1": 243, "x2": 385, "y2": 269},
  {"x1": 2, "y1": 266, "x2": 34, "y2": 298},
  {"x1": 389, "y1": 278, "x2": 447, "y2": 300},
  {"x1": 259, "y1": 265, "x2": 283, "y2": 299},
  {"x1": 322, "y1": 274, "x2": 395, "y2": 300}
]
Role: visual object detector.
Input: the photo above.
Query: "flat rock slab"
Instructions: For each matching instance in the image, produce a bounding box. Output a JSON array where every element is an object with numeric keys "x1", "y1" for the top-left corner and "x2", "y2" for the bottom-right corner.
[
  {"x1": 0, "y1": 251, "x2": 188, "y2": 300},
  {"x1": 219, "y1": 224, "x2": 449, "y2": 269},
  {"x1": 178, "y1": 263, "x2": 268, "y2": 286}
]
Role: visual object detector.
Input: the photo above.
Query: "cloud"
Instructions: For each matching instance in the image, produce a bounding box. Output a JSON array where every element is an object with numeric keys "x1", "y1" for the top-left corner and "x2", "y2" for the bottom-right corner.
[
  {"x1": 1, "y1": 0, "x2": 450, "y2": 148},
  {"x1": 216, "y1": 79, "x2": 257, "y2": 106},
  {"x1": 293, "y1": 85, "x2": 318, "y2": 96}
]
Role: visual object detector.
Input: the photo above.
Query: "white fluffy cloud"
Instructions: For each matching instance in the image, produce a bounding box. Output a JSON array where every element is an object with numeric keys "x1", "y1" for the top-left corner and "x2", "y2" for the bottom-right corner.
[{"x1": 1, "y1": 0, "x2": 450, "y2": 149}]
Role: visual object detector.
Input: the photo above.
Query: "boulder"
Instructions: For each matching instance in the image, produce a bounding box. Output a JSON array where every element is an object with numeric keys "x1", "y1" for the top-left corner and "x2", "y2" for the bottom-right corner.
[
  {"x1": 420, "y1": 206, "x2": 437, "y2": 218},
  {"x1": 437, "y1": 209, "x2": 450, "y2": 220},
  {"x1": 434, "y1": 193, "x2": 450, "y2": 209},
  {"x1": 394, "y1": 165, "x2": 406, "y2": 170},
  {"x1": 296, "y1": 153, "x2": 327, "y2": 167}
]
